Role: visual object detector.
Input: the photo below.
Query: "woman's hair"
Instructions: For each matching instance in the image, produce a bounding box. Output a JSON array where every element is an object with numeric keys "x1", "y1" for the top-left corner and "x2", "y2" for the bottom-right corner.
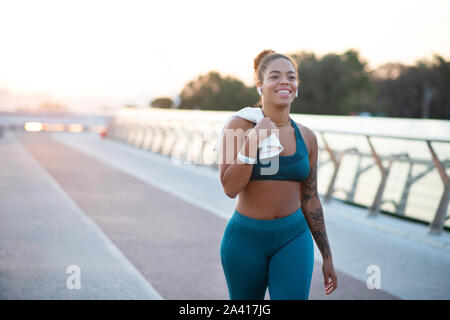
[
  {"x1": 252, "y1": 49, "x2": 298, "y2": 107},
  {"x1": 253, "y1": 49, "x2": 298, "y2": 85}
]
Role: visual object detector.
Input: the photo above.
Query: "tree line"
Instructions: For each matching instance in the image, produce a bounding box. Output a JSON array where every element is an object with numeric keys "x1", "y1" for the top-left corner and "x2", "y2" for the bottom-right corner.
[{"x1": 148, "y1": 49, "x2": 449, "y2": 119}]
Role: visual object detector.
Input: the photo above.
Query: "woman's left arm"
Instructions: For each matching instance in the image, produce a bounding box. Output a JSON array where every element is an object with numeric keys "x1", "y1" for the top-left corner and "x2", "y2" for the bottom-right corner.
[{"x1": 299, "y1": 128, "x2": 338, "y2": 295}]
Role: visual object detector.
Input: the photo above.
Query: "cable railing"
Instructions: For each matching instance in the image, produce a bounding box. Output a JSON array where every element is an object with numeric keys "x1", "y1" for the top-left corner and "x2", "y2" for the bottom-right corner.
[{"x1": 106, "y1": 107, "x2": 450, "y2": 235}]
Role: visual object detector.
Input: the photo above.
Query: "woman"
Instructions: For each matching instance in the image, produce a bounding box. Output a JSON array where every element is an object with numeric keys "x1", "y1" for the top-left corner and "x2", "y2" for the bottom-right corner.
[{"x1": 218, "y1": 49, "x2": 337, "y2": 300}]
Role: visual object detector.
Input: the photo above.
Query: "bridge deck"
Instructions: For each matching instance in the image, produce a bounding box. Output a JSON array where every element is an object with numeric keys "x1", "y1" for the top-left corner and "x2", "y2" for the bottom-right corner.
[{"x1": 1, "y1": 131, "x2": 449, "y2": 299}]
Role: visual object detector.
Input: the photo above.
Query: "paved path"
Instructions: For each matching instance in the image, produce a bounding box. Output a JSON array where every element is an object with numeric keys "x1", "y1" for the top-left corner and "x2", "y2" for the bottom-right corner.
[
  {"x1": 2, "y1": 131, "x2": 450, "y2": 299},
  {"x1": 0, "y1": 131, "x2": 161, "y2": 299}
]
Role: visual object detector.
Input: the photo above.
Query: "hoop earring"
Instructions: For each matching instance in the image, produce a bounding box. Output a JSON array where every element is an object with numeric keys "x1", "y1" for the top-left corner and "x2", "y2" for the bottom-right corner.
[
  {"x1": 257, "y1": 87, "x2": 262, "y2": 96},
  {"x1": 295, "y1": 89, "x2": 298, "y2": 98}
]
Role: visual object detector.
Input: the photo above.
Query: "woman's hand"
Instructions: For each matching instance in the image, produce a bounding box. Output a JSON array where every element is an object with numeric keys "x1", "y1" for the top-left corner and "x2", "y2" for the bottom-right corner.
[
  {"x1": 250, "y1": 117, "x2": 277, "y2": 145},
  {"x1": 322, "y1": 259, "x2": 338, "y2": 295}
]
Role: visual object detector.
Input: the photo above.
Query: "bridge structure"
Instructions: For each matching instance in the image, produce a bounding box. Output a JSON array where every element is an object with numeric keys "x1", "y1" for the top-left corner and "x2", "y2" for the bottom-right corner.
[{"x1": 1, "y1": 109, "x2": 449, "y2": 300}]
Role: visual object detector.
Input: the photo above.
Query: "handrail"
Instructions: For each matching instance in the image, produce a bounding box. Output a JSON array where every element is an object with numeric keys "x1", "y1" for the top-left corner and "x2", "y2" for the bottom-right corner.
[{"x1": 107, "y1": 108, "x2": 450, "y2": 235}]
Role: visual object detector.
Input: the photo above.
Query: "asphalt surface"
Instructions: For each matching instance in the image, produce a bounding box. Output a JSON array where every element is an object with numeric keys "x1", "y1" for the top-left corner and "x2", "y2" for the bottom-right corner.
[
  {"x1": 0, "y1": 131, "x2": 161, "y2": 299},
  {"x1": 2, "y1": 131, "x2": 449, "y2": 299}
]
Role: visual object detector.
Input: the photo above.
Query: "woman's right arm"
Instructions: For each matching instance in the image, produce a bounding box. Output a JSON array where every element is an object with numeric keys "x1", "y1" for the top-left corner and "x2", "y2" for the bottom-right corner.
[{"x1": 219, "y1": 117, "x2": 259, "y2": 199}]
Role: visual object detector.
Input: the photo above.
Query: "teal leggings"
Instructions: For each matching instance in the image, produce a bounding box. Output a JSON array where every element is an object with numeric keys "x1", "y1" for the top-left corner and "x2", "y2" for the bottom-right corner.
[{"x1": 220, "y1": 208, "x2": 314, "y2": 300}]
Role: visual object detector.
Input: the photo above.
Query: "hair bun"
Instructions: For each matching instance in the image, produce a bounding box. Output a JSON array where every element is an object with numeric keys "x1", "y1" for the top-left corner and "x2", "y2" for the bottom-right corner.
[{"x1": 253, "y1": 49, "x2": 276, "y2": 72}]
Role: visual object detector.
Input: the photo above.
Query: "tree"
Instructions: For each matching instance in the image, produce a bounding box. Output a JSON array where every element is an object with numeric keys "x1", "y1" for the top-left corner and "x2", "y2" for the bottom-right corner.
[
  {"x1": 178, "y1": 71, "x2": 258, "y2": 111},
  {"x1": 372, "y1": 55, "x2": 449, "y2": 119},
  {"x1": 38, "y1": 100, "x2": 66, "y2": 111},
  {"x1": 290, "y1": 49, "x2": 376, "y2": 116},
  {"x1": 150, "y1": 97, "x2": 173, "y2": 109},
  {"x1": 427, "y1": 55, "x2": 450, "y2": 119},
  {"x1": 174, "y1": 50, "x2": 449, "y2": 119}
]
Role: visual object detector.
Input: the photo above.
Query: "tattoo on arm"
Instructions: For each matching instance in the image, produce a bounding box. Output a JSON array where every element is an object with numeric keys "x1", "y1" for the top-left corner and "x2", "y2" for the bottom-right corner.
[
  {"x1": 306, "y1": 206, "x2": 332, "y2": 261},
  {"x1": 300, "y1": 161, "x2": 319, "y2": 205},
  {"x1": 300, "y1": 154, "x2": 331, "y2": 261}
]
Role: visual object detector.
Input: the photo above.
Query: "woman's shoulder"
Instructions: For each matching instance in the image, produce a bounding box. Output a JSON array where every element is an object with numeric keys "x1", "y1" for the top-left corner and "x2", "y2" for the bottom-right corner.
[
  {"x1": 294, "y1": 121, "x2": 315, "y2": 138},
  {"x1": 225, "y1": 116, "x2": 255, "y2": 130},
  {"x1": 294, "y1": 121, "x2": 317, "y2": 156}
]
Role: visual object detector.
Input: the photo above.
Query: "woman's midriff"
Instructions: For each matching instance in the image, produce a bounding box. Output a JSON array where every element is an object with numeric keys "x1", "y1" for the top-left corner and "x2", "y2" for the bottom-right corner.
[{"x1": 235, "y1": 179, "x2": 301, "y2": 220}]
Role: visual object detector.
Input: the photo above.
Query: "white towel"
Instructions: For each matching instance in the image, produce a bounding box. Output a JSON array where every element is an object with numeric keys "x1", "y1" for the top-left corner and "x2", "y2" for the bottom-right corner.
[{"x1": 213, "y1": 106, "x2": 284, "y2": 159}]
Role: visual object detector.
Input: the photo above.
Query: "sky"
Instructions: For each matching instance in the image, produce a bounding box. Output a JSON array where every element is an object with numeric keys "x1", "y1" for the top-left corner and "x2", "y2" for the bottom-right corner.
[{"x1": 0, "y1": 0, "x2": 449, "y2": 114}]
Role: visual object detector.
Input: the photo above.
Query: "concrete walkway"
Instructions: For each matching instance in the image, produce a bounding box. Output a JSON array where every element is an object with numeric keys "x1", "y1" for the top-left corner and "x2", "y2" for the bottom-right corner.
[
  {"x1": 2, "y1": 130, "x2": 450, "y2": 299},
  {"x1": 0, "y1": 131, "x2": 161, "y2": 299}
]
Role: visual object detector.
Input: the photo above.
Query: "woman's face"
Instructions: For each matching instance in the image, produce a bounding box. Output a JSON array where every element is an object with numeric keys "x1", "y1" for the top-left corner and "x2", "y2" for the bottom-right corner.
[{"x1": 260, "y1": 58, "x2": 298, "y2": 106}]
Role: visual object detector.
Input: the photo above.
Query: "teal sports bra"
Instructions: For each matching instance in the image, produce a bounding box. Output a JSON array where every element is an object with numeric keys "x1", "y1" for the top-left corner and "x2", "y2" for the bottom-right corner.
[{"x1": 250, "y1": 118, "x2": 310, "y2": 182}]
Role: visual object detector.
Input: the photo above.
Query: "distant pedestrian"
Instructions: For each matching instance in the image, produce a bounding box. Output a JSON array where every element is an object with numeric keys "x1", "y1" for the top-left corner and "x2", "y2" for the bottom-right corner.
[{"x1": 218, "y1": 49, "x2": 337, "y2": 299}]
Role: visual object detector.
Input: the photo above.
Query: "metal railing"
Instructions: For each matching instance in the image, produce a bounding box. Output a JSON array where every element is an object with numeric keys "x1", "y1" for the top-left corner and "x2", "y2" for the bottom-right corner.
[
  {"x1": 316, "y1": 129, "x2": 450, "y2": 234},
  {"x1": 106, "y1": 108, "x2": 450, "y2": 235}
]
